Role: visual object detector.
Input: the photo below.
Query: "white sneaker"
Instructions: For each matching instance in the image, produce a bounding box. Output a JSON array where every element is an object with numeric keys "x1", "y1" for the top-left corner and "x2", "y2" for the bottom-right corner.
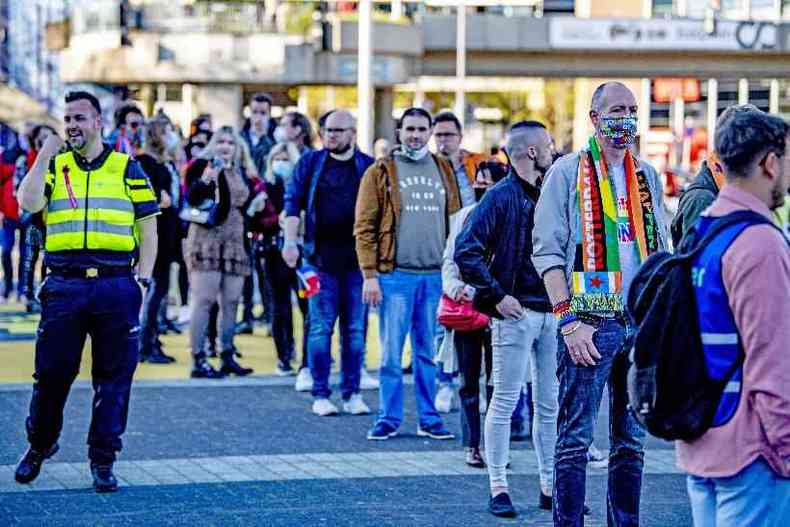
[
  {"x1": 295, "y1": 368, "x2": 314, "y2": 392},
  {"x1": 359, "y1": 368, "x2": 380, "y2": 390},
  {"x1": 342, "y1": 394, "x2": 371, "y2": 415},
  {"x1": 435, "y1": 385, "x2": 454, "y2": 414},
  {"x1": 312, "y1": 398, "x2": 338, "y2": 416},
  {"x1": 177, "y1": 305, "x2": 190, "y2": 325}
]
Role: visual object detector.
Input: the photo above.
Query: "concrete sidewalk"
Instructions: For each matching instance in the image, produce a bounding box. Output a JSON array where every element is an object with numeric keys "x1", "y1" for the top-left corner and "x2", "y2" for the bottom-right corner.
[{"x1": 0, "y1": 379, "x2": 691, "y2": 526}]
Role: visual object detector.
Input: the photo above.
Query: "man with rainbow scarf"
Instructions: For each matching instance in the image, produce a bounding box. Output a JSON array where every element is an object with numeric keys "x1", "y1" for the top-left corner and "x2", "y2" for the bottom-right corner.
[{"x1": 532, "y1": 82, "x2": 669, "y2": 527}]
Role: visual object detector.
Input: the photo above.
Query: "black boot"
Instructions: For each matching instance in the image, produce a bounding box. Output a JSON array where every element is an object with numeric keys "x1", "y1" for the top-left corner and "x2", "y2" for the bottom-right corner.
[
  {"x1": 15, "y1": 444, "x2": 59, "y2": 483},
  {"x1": 91, "y1": 463, "x2": 118, "y2": 493},
  {"x1": 191, "y1": 354, "x2": 224, "y2": 379},
  {"x1": 220, "y1": 351, "x2": 253, "y2": 376}
]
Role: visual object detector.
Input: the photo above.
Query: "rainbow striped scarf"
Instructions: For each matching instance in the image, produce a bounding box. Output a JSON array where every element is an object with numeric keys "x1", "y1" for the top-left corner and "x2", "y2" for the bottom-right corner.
[{"x1": 572, "y1": 137, "x2": 658, "y2": 313}]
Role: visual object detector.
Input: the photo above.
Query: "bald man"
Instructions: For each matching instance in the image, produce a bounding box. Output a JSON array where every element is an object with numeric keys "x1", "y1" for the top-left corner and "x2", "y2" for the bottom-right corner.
[
  {"x1": 283, "y1": 109, "x2": 375, "y2": 417},
  {"x1": 455, "y1": 121, "x2": 559, "y2": 518},
  {"x1": 532, "y1": 82, "x2": 669, "y2": 526}
]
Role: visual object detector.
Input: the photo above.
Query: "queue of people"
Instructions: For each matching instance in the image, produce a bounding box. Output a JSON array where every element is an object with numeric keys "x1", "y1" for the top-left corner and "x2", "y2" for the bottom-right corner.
[{"x1": 5, "y1": 83, "x2": 789, "y2": 527}]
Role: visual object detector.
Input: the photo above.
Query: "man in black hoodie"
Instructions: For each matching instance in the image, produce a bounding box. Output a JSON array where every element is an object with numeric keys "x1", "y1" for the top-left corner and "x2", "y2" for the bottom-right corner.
[
  {"x1": 455, "y1": 121, "x2": 559, "y2": 518},
  {"x1": 671, "y1": 104, "x2": 761, "y2": 246}
]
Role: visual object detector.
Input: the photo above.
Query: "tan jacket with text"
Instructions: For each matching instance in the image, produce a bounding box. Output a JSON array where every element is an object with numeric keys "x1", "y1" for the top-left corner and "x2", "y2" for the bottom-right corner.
[{"x1": 354, "y1": 153, "x2": 461, "y2": 279}]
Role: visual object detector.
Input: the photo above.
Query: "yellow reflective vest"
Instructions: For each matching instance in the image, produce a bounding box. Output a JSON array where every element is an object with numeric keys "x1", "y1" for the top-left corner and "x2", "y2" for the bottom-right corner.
[{"x1": 46, "y1": 150, "x2": 145, "y2": 253}]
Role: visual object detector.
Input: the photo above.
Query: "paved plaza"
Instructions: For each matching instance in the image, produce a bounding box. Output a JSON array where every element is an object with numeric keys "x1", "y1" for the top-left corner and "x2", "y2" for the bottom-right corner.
[{"x1": 0, "y1": 372, "x2": 693, "y2": 526}]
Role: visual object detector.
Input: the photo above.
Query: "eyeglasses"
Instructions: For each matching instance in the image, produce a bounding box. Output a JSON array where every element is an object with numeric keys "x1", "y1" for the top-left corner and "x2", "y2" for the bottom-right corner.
[
  {"x1": 326, "y1": 127, "x2": 352, "y2": 134},
  {"x1": 435, "y1": 132, "x2": 459, "y2": 138}
]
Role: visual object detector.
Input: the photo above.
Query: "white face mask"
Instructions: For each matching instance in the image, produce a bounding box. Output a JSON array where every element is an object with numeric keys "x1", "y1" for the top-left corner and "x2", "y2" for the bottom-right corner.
[
  {"x1": 165, "y1": 130, "x2": 180, "y2": 151},
  {"x1": 401, "y1": 143, "x2": 429, "y2": 161},
  {"x1": 273, "y1": 126, "x2": 287, "y2": 144}
]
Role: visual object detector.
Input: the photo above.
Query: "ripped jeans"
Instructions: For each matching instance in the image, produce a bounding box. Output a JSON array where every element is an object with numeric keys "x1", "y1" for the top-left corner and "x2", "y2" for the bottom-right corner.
[{"x1": 26, "y1": 273, "x2": 142, "y2": 464}]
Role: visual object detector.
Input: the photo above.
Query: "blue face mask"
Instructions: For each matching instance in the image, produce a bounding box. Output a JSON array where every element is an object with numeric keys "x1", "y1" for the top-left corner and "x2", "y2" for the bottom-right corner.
[{"x1": 599, "y1": 116, "x2": 638, "y2": 147}]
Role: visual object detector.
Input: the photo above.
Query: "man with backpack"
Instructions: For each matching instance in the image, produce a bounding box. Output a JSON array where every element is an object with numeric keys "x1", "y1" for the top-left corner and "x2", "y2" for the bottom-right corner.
[
  {"x1": 676, "y1": 111, "x2": 790, "y2": 526},
  {"x1": 532, "y1": 82, "x2": 670, "y2": 526}
]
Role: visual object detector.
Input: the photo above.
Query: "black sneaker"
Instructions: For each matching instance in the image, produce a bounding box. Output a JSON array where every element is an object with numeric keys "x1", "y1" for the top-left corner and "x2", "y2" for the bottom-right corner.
[
  {"x1": 489, "y1": 492, "x2": 517, "y2": 518},
  {"x1": 15, "y1": 444, "x2": 59, "y2": 483},
  {"x1": 91, "y1": 463, "x2": 118, "y2": 493}
]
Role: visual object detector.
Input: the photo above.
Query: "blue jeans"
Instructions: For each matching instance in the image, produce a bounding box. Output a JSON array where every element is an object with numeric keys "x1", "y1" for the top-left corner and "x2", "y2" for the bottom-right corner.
[
  {"x1": 554, "y1": 317, "x2": 644, "y2": 527},
  {"x1": 308, "y1": 269, "x2": 365, "y2": 400},
  {"x1": 1, "y1": 218, "x2": 26, "y2": 298},
  {"x1": 687, "y1": 457, "x2": 790, "y2": 527},
  {"x1": 376, "y1": 269, "x2": 443, "y2": 429}
]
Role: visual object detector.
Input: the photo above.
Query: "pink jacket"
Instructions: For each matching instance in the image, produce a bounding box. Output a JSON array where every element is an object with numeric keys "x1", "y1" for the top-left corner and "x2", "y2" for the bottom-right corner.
[{"x1": 676, "y1": 185, "x2": 790, "y2": 478}]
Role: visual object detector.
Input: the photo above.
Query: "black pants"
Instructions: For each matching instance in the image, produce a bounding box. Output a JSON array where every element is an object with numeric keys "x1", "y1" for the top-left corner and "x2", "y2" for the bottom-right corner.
[
  {"x1": 26, "y1": 274, "x2": 141, "y2": 464},
  {"x1": 140, "y1": 258, "x2": 171, "y2": 354},
  {"x1": 456, "y1": 328, "x2": 493, "y2": 449},
  {"x1": 263, "y1": 247, "x2": 309, "y2": 368},
  {"x1": 241, "y1": 244, "x2": 267, "y2": 324}
]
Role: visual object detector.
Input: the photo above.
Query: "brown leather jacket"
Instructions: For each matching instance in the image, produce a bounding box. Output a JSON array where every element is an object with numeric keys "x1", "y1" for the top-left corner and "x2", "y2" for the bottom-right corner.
[{"x1": 354, "y1": 153, "x2": 461, "y2": 279}]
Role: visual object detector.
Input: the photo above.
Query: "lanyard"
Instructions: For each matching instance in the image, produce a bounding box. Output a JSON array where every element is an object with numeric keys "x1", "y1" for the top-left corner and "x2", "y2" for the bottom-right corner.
[{"x1": 62, "y1": 165, "x2": 79, "y2": 209}]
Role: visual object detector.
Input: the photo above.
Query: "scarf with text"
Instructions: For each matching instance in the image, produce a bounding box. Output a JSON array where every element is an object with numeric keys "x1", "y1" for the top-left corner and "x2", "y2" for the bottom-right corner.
[{"x1": 573, "y1": 137, "x2": 659, "y2": 313}]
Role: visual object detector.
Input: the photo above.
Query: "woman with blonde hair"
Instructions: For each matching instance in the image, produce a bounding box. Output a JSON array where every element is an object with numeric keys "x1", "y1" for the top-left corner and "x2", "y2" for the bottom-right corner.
[
  {"x1": 137, "y1": 115, "x2": 183, "y2": 364},
  {"x1": 184, "y1": 125, "x2": 256, "y2": 378}
]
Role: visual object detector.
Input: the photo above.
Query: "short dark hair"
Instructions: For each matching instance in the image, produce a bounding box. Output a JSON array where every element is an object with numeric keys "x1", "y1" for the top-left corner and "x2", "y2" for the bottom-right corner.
[
  {"x1": 250, "y1": 92, "x2": 273, "y2": 107},
  {"x1": 399, "y1": 107, "x2": 433, "y2": 128},
  {"x1": 715, "y1": 111, "x2": 789, "y2": 179},
  {"x1": 434, "y1": 111, "x2": 462, "y2": 133},
  {"x1": 284, "y1": 111, "x2": 315, "y2": 145},
  {"x1": 65, "y1": 91, "x2": 101, "y2": 115},
  {"x1": 114, "y1": 103, "x2": 143, "y2": 129}
]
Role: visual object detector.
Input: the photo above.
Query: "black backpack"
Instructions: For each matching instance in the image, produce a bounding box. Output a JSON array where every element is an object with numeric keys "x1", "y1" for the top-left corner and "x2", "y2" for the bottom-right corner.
[{"x1": 626, "y1": 210, "x2": 774, "y2": 441}]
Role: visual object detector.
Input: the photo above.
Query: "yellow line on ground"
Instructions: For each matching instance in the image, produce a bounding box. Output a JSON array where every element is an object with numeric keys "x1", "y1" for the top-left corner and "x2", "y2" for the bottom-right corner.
[{"x1": 0, "y1": 303, "x2": 412, "y2": 384}]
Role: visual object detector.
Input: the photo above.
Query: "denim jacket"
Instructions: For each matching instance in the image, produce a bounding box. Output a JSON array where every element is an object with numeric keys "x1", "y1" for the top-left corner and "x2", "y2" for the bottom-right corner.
[{"x1": 284, "y1": 148, "x2": 374, "y2": 263}]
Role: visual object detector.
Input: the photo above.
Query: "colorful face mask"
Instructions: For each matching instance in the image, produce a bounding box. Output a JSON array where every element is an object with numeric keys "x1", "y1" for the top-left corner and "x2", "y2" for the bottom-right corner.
[{"x1": 599, "y1": 116, "x2": 637, "y2": 147}]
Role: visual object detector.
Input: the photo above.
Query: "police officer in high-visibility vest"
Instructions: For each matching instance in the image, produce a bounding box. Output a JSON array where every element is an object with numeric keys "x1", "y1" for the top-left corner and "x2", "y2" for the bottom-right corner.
[{"x1": 14, "y1": 91, "x2": 159, "y2": 493}]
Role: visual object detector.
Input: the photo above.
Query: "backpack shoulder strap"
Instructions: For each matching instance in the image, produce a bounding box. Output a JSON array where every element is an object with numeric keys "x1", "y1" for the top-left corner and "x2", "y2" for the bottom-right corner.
[{"x1": 684, "y1": 210, "x2": 775, "y2": 258}]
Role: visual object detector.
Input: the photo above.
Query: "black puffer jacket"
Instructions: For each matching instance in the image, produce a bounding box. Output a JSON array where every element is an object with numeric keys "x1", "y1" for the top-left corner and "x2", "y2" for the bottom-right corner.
[
  {"x1": 671, "y1": 161, "x2": 719, "y2": 247},
  {"x1": 454, "y1": 172, "x2": 551, "y2": 318}
]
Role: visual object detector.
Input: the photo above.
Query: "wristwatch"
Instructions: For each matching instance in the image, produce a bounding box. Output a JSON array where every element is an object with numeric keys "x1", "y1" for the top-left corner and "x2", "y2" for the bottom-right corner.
[{"x1": 137, "y1": 277, "x2": 153, "y2": 289}]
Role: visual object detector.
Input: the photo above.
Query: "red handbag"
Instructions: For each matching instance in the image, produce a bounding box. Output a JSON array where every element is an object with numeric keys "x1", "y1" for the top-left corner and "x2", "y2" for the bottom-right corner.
[{"x1": 437, "y1": 294, "x2": 490, "y2": 332}]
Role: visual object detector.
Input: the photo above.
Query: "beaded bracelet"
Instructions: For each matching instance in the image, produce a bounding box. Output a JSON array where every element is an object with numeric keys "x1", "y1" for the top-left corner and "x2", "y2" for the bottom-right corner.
[
  {"x1": 552, "y1": 299, "x2": 577, "y2": 328},
  {"x1": 560, "y1": 320, "x2": 583, "y2": 337}
]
